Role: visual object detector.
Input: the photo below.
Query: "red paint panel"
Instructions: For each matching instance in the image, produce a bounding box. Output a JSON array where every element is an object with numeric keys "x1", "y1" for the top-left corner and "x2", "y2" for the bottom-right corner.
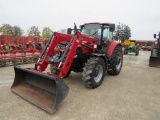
[{"x1": 106, "y1": 40, "x2": 121, "y2": 56}]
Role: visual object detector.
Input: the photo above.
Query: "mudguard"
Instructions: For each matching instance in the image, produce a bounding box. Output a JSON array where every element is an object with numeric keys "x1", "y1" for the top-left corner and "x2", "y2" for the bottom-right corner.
[{"x1": 106, "y1": 40, "x2": 122, "y2": 56}]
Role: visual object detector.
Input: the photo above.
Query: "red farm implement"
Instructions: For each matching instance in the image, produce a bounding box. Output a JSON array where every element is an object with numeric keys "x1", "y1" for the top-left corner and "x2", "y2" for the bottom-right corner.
[
  {"x1": 23, "y1": 36, "x2": 46, "y2": 50},
  {"x1": 0, "y1": 35, "x2": 44, "y2": 66}
]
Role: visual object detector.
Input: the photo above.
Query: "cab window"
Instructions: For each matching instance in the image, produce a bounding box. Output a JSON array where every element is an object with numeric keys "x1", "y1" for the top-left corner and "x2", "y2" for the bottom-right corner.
[{"x1": 103, "y1": 27, "x2": 112, "y2": 41}]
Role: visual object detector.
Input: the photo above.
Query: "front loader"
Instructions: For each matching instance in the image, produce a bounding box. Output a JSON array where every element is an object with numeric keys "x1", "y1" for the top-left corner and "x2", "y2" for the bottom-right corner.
[
  {"x1": 11, "y1": 22, "x2": 123, "y2": 113},
  {"x1": 149, "y1": 33, "x2": 160, "y2": 67}
]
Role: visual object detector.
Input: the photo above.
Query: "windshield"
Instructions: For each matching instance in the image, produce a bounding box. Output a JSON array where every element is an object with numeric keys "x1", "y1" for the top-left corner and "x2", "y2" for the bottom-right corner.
[
  {"x1": 81, "y1": 24, "x2": 101, "y2": 37},
  {"x1": 81, "y1": 24, "x2": 113, "y2": 43}
]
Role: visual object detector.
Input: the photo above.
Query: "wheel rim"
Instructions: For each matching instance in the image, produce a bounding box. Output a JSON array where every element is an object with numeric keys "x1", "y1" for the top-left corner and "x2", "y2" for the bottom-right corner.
[{"x1": 94, "y1": 65, "x2": 103, "y2": 83}]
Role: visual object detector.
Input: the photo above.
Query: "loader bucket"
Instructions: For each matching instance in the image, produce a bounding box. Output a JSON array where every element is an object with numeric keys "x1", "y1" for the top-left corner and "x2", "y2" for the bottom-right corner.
[
  {"x1": 149, "y1": 56, "x2": 160, "y2": 67},
  {"x1": 11, "y1": 66, "x2": 69, "y2": 114}
]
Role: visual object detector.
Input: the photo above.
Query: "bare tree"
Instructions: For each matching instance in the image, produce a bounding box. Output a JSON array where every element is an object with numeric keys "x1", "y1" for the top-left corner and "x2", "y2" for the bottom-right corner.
[
  {"x1": 11, "y1": 26, "x2": 23, "y2": 37},
  {"x1": 28, "y1": 26, "x2": 40, "y2": 36},
  {"x1": 114, "y1": 22, "x2": 131, "y2": 43},
  {"x1": 0, "y1": 24, "x2": 13, "y2": 35},
  {"x1": 0, "y1": 24, "x2": 23, "y2": 38}
]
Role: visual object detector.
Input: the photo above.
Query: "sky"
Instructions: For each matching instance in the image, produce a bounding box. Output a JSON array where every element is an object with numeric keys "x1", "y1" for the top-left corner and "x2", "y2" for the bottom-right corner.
[{"x1": 0, "y1": 0, "x2": 160, "y2": 40}]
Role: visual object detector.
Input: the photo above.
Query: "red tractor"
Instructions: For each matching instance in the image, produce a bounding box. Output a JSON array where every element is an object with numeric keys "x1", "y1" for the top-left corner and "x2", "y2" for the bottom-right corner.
[{"x1": 11, "y1": 22, "x2": 123, "y2": 113}]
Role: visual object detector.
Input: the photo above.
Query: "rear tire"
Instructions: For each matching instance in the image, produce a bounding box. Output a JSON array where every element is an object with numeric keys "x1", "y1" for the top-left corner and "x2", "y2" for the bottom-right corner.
[
  {"x1": 135, "y1": 46, "x2": 139, "y2": 56},
  {"x1": 123, "y1": 48, "x2": 128, "y2": 55},
  {"x1": 82, "y1": 57, "x2": 105, "y2": 89},
  {"x1": 107, "y1": 45, "x2": 123, "y2": 75}
]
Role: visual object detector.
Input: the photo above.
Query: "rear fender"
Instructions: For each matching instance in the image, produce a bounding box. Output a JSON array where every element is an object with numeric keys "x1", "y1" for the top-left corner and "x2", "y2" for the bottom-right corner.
[{"x1": 106, "y1": 40, "x2": 121, "y2": 56}]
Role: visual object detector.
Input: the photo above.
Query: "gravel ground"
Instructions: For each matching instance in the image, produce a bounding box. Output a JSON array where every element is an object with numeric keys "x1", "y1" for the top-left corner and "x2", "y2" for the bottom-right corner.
[{"x1": 0, "y1": 50, "x2": 160, "y2": 120}]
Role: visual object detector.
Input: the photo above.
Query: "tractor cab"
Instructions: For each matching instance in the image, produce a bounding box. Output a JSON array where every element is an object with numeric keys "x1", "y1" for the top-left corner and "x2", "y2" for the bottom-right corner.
[{"x1": 80, "y1": 23, "x2": 115, "y2": 49}]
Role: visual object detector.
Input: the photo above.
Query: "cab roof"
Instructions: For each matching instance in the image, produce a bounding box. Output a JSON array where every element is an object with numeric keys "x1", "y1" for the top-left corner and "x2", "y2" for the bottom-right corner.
[{"x1": 81, "y1": 22, "x2": 113, "y2": 26}]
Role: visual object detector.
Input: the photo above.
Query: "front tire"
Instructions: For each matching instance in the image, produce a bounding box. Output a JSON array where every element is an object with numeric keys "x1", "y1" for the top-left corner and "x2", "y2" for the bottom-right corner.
[{"x1": 82, "y1": 57, "x2": 105, "y2": 89}]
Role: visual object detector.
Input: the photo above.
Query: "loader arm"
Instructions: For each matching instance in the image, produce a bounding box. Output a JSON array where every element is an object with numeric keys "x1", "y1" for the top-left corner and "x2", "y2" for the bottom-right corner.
[
  {"x1": 37, "y1": 32, "x2": 72, "y2": 71},
  {"x1": 58, "y1": 32, "x2": 83, "y2": 78},
  {"x1": 37, "y1": 31, "x2": 85, "y2": 78}
]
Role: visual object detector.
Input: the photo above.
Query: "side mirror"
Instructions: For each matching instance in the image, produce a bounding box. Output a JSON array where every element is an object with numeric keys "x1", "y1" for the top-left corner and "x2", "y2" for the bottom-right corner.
[
  {"x1": 67, "y1": 28, "x2": 72, "y2": 34},
  {"x1": 109, "y1": 24, "x2": 115, "y2": 32},
  {"x1": 154, "y1": 34, "x2": 156, "y2": 39}
]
